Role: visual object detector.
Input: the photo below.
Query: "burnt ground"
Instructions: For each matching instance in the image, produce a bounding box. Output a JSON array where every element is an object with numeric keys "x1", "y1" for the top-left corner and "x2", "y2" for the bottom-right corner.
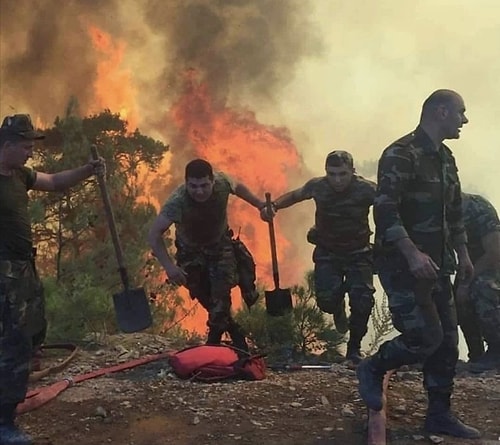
[{"x1": 21, "y1": 334, "x2": 500, "y2": 445}]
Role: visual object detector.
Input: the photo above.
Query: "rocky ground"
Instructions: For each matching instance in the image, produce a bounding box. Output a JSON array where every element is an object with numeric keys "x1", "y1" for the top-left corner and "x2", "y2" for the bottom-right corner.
[{"x1": 21, "y1": 334, "x2": 500, "y2": 445}]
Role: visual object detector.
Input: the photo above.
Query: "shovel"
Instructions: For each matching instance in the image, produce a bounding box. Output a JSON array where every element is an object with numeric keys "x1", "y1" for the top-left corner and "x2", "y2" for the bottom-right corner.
[
  {"x1": 90, "y1": 145, "x2": 153, "y2": 333},
  {"x1": 264, "y1": 192, "x2": 293, "y2": 316}
]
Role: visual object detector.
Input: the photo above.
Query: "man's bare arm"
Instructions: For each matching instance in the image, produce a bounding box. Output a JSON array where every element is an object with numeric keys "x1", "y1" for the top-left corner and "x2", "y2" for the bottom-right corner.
[
  {"x1": 234, "y1": 182, "x2": 265, "y2": 209},
  {"x1": 474, "y1": 231, "x2": 500, "y2": 276},
  {"x1": 273, "y1": 185, "x2": 309, "y2": 210},
  {"x1": 148, "y1": 214, "x2": 176, "y2": 271},
  {"x1": 33, "y1": 159, "x2": 104, "y2": 192}
]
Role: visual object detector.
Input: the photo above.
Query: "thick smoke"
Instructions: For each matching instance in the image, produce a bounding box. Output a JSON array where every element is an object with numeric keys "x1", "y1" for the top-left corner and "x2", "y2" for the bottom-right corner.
[
  {"x1": 0, "y1": 0, "x2": 123, "y2": 119},
  {"x1": 0, "y1": 0, "x2": 322, "y2": 130}
]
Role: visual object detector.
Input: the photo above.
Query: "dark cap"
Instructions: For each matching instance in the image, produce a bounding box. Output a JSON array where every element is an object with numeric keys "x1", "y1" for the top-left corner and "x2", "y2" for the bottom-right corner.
[
  {"x1": 325, "y1": 150, "x2": 353, "y2": 168},
  {"x1": 0, "y1": 114, "x2": 45, "y2": 140}
]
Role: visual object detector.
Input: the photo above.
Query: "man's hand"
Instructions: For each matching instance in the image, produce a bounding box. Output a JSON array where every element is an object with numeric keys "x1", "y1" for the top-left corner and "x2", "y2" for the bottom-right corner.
[
  {"x1": 165, "y1": 264, "x2": 188, "y2": 286},
  {"x1": 406, "y1": 250, "x2": 440, "y2": 280},
  {"x1": 260, "y1": 205, "x2": 275, "y2": 222},
  {"x1": 88, "y1": 156, "x2": 106, "y2": 177}
]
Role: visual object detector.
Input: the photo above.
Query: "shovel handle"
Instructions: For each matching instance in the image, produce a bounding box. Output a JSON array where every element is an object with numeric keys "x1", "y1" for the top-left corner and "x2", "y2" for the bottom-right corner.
[
  {"x1": 265, "y1": 192, "x2": 280, "y2": 289},
  {"x1": 90, "y1": 145, "x2": 129, "y2": 289}
]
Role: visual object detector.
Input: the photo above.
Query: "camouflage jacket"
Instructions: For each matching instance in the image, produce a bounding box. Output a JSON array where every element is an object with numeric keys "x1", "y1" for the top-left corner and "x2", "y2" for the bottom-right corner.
[
  {"x1": 462, "y1": 192, "x2": 500, "y2": 266},
  {"x1": 160, "y1": 172, "x2": 235, "y2": 248},
  {"x1": 374, "y1": 125, "x2": 466, "y2": 273},
  {"x1": 303, "y1": 175, "x2": 376, "y2": 252}
]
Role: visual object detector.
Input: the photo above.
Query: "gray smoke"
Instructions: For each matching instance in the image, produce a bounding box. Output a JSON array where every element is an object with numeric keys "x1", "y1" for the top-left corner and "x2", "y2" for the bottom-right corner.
[{"x1": 0, "y1": 0, "x2": 322, "y2": 130}]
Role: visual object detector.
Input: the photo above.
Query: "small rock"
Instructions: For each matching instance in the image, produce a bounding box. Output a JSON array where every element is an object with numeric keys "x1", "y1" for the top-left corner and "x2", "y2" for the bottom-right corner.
[
  {"x1": 341, "y1": 405, "x2": 355, "y2": 417},
  {"x1": 321, "y1": 396, "x2": 330, "y2": 406},
  {"x1": 95, "y1": 406, "x2": 107, "y2": 418},
  {"x1": 290, "y1": 402, "x2": 302, "y2": 408},
  {"x1": 428, "y1": 435, "x2": 444, "y2": 444},
  {"x1": 411, "y1": 435, "x2": 425, "y2": 441},
  {"x1": 192, "y1": 416, "x2": 200, "y2": 425},
  {"x1": 393, "y1": 405, "x2": 407, "y2": 414}
]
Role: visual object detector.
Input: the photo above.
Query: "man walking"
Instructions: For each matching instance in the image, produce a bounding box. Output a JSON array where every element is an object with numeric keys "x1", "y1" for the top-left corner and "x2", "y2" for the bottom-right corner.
[{"x1": 356, "y1": 90, "x2": 480, "y2": 439}]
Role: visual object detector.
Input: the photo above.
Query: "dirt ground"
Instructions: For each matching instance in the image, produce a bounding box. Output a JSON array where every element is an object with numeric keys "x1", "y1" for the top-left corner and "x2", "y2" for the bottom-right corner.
[{"x1": 21, "y1": 334, "x2": 500, "y2": 445}]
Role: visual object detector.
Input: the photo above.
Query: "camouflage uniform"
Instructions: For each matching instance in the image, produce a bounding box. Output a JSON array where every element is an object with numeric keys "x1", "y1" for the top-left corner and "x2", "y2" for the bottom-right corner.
[
  {"x1": 160, "y1": 172, "x2": 247, "y2": 346},
  {"x1": 457, "y1": 193, "x2": 500, "y2": 360},
  {"x1": 0, "y1": 167, "x2": 46, "y2": 406},
  {"x1": 372, "y1": 125, "x2": 466, "y2": 394},
  {"x1": 304, "y1": 174, "x2": 376, "y2": 349}
]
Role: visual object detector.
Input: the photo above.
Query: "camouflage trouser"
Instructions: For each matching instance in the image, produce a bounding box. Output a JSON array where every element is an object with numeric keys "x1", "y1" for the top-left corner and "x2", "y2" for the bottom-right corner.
[
  {"x1": 0, "y1": 259, "x2": 46, "y2": 404},
  {"x1": 376, "y1": 262, "x2": 458, "y2": 393},
  {"x1": 455, "y1": 273, "x2": 500, "y2": 360},
  {"x1": 313, "y1": 246, "x2": 375, "y2": 344},
  {"x1": 176, "y1": 235, "x2": 240, "y2": 337}
]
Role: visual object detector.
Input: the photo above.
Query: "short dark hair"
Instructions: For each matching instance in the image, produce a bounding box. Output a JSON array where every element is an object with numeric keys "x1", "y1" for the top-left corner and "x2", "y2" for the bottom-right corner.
[
  {"x1": 325, "y1": 150, "x2": 354, "y2": 168},
  {"x1": 185, "y1": 159, "x2": 214, "y2": 180}
]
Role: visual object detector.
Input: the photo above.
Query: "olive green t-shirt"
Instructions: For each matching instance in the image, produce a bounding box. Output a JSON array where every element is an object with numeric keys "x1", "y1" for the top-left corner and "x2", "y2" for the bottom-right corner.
[
  {"x1": 0, "y1": 167, "x2": 37, "y2": 259},
  {"x1": 160, "y1": 172, "x2": 235, "y2": 246}
]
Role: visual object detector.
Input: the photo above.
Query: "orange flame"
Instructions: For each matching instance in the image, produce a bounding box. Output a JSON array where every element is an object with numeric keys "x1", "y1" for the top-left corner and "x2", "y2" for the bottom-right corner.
[
  {"x1": 170, "y1": 71, "x2": 305, "y2": 290},
  {"x1": 87, "y1": 26, "x2": 139, "y2": 131}
]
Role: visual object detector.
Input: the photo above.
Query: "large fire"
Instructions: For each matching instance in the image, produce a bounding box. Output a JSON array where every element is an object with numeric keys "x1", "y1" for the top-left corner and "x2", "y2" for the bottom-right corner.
[
  {"x1": 87, "y1": 27, "x2": 306, "y2": 334},
  {"x1": 88, "y1": 26, "x2": 139, "y2": 132}
]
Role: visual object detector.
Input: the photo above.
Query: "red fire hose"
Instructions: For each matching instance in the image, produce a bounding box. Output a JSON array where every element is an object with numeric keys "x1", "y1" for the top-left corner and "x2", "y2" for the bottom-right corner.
[{"x1": 18, "y1": 350, "x2": 171, "y2": 414}]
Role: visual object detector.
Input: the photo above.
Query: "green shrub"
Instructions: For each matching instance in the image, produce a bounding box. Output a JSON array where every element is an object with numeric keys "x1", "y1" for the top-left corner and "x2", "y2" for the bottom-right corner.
[
  {"x1": 235, "y1": 271, "x2": 345, "y2": 362},
  {"x1": 43, "y1": 274, "x2": 115, "y2": 342}
]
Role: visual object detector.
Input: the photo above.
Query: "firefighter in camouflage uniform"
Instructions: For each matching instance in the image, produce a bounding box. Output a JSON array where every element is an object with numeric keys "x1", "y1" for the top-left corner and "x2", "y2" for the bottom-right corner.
[
  {"x1": 356, "y1": 90, "x2": 481, "y2": 439},
  {"x1": 0, "y1": 114, "x2": 104, "y2": 445},
  {"x1": 456, "y1": 192, "x2": 500, "y2": 372},
  {"x1": 148, "y1": 159, "x2": 264, "y2": 353},
  {"x1": 261, "y1": 150, "x2": 376, "y2": 364}
]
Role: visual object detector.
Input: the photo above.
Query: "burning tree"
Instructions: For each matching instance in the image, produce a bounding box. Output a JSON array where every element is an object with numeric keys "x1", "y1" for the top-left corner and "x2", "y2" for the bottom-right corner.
[{"x1": 28, "y1": 104, "x2": 179, "y2": 340}]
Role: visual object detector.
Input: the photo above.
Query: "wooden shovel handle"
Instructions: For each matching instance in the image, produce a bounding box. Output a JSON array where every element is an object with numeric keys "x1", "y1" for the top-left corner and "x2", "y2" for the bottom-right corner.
[
  {"x1": 265, "y1": 192, "x2": 280, "y2": 289},
  {"x1": 90, "y1": 145, "x2": 129, "y2": 289}
]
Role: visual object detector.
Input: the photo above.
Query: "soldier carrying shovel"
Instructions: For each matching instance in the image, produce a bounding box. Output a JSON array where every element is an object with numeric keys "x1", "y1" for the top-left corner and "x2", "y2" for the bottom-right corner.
[
  {"x1": 148, "y1": 159, "x2": 264, "y2": 353},
  {"x1": 261, "y1": 150, "x2": 376, "y2": 364},
  {"x1": 0, "y1": 114, "x2": 105, "y2": 445}
]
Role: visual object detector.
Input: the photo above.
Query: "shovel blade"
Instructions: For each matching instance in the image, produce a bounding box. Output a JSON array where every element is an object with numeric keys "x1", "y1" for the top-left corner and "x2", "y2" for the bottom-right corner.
[
  {"x1": 112, "y1": 287, "x2": 152, "y2": 333},
  {"x1": 265, "y1": 288, "x2": 293, "y2": 317}
]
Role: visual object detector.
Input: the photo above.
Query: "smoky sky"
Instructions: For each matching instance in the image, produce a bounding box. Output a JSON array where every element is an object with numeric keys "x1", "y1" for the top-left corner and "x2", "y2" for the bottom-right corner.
[{"x1": 0, "y1": 0, "x2": 322, "y2": 125}]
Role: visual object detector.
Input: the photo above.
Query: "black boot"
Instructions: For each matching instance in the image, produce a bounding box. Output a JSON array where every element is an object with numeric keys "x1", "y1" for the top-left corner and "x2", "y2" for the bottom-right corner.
[
  {"x1": 468, "y1": 344, "x2": 500, "y2": 373},
  {"x1": 0, "y1": 404, "x2": 33, "y2": 445},
  {"x1": 356, "y1": 357, "x2": 386, "y2": 411},
  {"x1": 227, "y1": 321, "x2": 249, "y2": 354},
  {"x1": 424, "y1": 392, "x2": 481, "y2": 439},
  {"x1": 346, "y1": 341, "x2": 363, "y2": 365},
  {"x1": 206, "y1": 328, "x2": 223, "y2": 345}
]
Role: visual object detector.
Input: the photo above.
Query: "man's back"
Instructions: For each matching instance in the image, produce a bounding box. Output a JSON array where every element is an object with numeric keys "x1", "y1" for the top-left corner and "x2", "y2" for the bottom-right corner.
[{"x1": 462, "y1": 193, "x2": 500, "y2": 266}]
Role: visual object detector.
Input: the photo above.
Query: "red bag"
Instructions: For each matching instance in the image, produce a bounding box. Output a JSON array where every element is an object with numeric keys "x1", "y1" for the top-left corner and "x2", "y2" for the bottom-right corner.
[{"x1": 168, "y1": 345, "x2": 266, "y2": 382}]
